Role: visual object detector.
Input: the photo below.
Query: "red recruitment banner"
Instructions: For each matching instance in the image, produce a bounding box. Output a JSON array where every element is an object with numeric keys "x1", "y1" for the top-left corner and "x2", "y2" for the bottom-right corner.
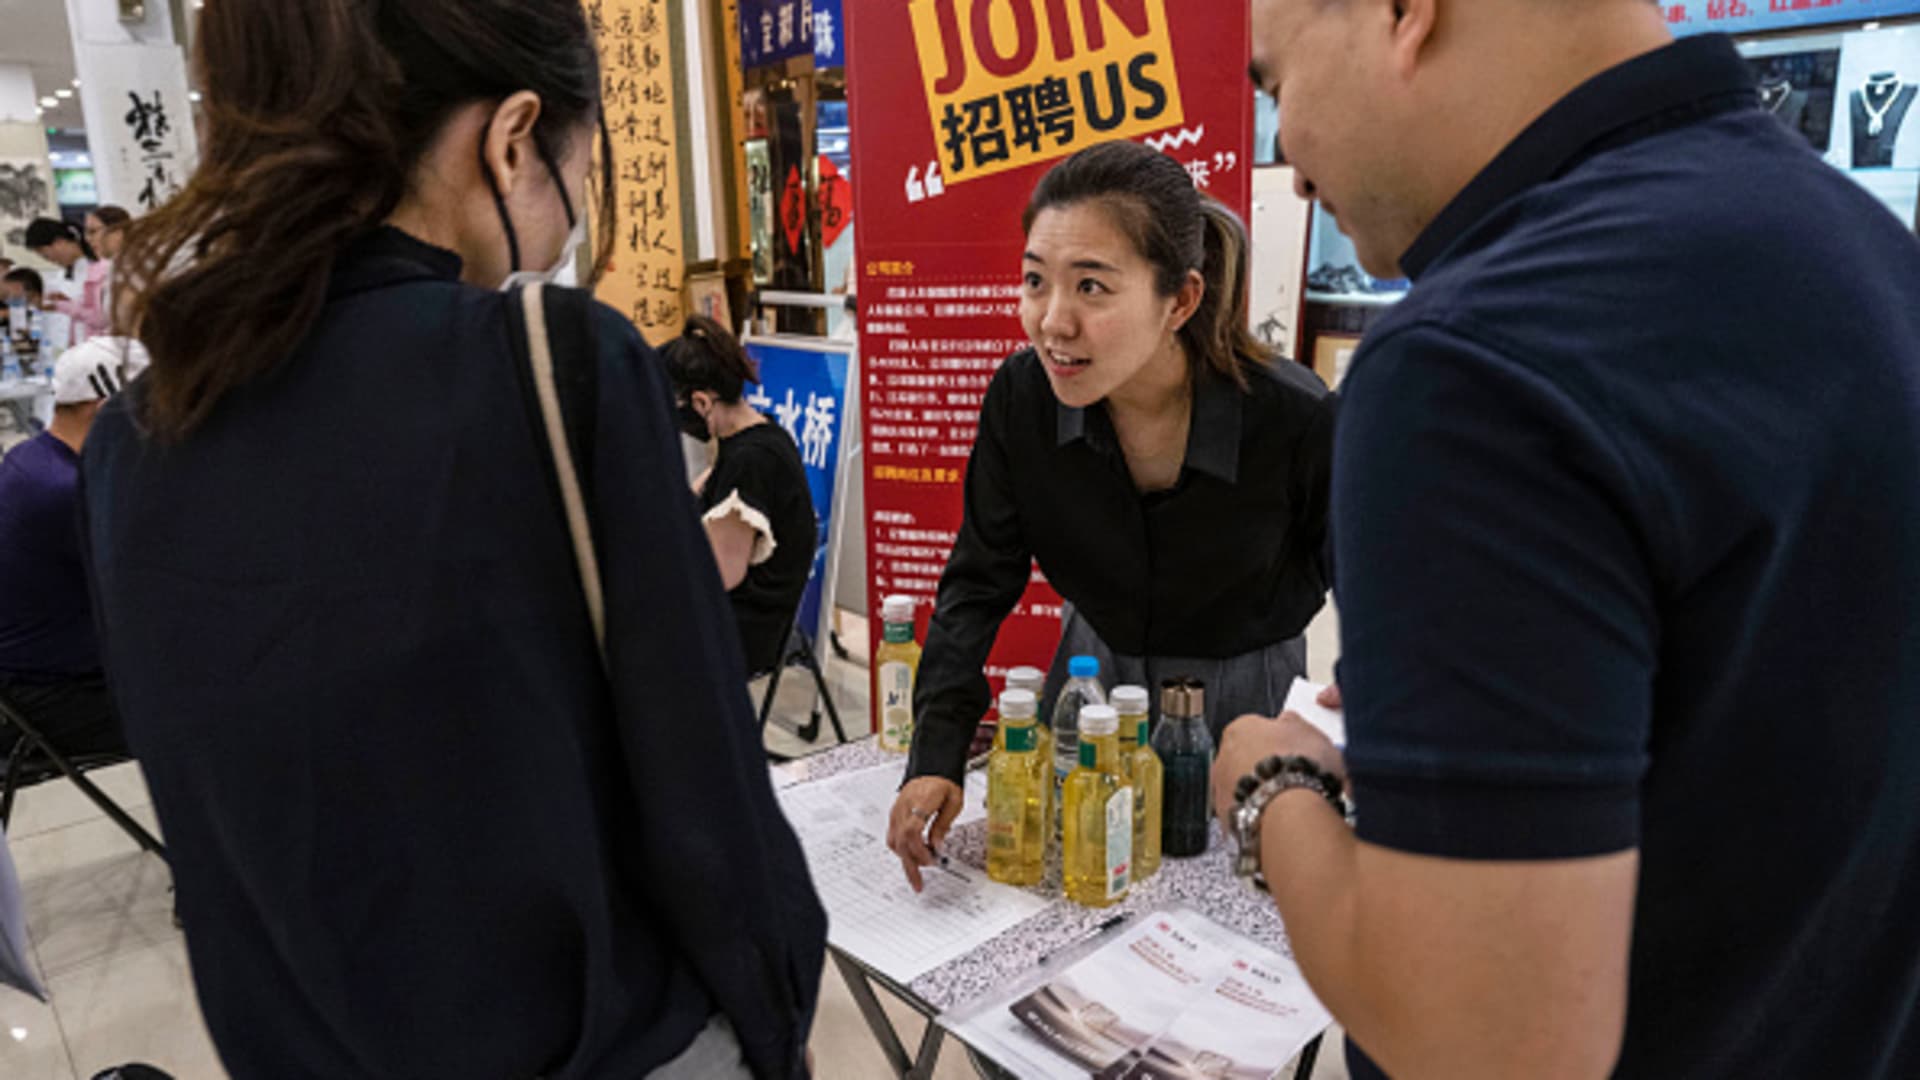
[{"x1": 847, "y1": 0, "x2": 1253, "y2": 733}]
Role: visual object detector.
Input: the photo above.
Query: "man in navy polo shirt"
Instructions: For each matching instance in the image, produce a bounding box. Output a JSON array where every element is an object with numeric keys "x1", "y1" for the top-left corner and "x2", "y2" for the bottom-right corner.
[
  {"x1": 1217, "y1": 0, "x2": 1920, "y2": 1076},
  {"x1": 0, "y1": 339, "x2": 143, "y2": 758}
]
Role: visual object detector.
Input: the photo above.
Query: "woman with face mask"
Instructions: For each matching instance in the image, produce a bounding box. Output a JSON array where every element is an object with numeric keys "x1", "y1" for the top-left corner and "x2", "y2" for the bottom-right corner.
[
  {"x1": 886, "y1": 141, "x2": 1337, "y2": 890},
  {"x1": 661, "y1": 317, "x2": 819, "y2": 683},
  {"x1": 80, "y1": 3, "x2": 824, "y2": 1078}
]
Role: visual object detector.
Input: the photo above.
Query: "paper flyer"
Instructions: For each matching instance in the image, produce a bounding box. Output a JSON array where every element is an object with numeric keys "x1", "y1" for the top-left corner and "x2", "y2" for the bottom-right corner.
[
  {"x1": 1010, "y1": 916, "x2": 1219, "y2": 1071},
  {"x1": 776, "y1": 764, "x2": 1045, "y2": 984},
  {"x1": 958, "y1": 908, "x2": 1330, "y2": 1080},
  {"x1": 1282, "y1": 678, "x2": 1346, "y2": 749}
]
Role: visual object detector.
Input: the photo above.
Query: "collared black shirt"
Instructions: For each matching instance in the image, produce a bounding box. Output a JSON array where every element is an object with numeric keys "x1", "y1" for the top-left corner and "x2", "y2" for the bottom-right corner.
[
  {"x1": 81, "y1": 228, "x2": 825, "y2": 1079},
  {"x1": 1333, "y1": 36, "x2": 1920, "y2": 1078},
  {"x1": 908, "y1": 348, "x2": 1333, "y2": 784}
]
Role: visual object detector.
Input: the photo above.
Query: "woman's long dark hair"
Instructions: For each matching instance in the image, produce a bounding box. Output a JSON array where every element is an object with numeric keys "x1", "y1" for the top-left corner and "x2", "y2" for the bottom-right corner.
[
  {"x1": 1023, "y1": 140, "x2": 1271, "y2": 389},
  {"x1": 118, "y1": 0, "x2": 616, "y2": 440}
]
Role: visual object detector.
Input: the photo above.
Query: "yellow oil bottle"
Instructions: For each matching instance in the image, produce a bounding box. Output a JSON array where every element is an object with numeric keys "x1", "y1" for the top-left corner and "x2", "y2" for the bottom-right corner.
[
  {"x1": 875, "y1": 595, "x2": 921, "y2": 752},
  {"x1": 1062, "y1": 705, "x2": 1133, "y2": 907},
  {"x1": 986, "y1": 689, "x2": 1049, "y2": 886},
  {"x1": 1112, "y1": 686, "x2": 1163, "y2": 883}
]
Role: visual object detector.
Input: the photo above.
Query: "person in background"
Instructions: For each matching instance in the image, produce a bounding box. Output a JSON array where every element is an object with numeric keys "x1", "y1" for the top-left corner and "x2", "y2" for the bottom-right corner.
[
  {"x1": 0, "y1": 339, "x2": 144, "y2": 762},
  {"x1": 1215, "y1": 0, "x2": 1920, "y2": 1077},
  {"x1": 84, "y1": 206, "x2": 132, "y2": 262},
  {"x1": 83, "y1": 1, "x2": 824, "y2": 1078},
  {"x1": 887, "y1": 140, "x2": 1336, "y2": 890},
  {"x1": 24, "y1": 218, "x2": 109, "y2": 342},
  {"x1": 1, "y1": 268, "x2": 40, "y2": 305},
  {"x1": 3, "y1": 268, "x2": 46, "y2": 348},
  {"x1": 662, "y1": 316, "x2": 818, "y2": 679}
]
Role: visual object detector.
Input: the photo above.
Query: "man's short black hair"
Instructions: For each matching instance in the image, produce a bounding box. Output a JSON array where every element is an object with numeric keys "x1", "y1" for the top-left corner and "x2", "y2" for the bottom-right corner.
[
  {"x1": 23, "y1": 217, "x2": 75, "y2": 250},
  {"x1": 4, "y1": 267, "x2": 44, "y2": 295}
]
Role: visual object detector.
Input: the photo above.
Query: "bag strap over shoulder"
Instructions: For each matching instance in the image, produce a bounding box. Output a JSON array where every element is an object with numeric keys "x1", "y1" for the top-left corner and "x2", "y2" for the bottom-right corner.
[{"x1": 509, "y1": 282, "x2": 607, "y2": 660}]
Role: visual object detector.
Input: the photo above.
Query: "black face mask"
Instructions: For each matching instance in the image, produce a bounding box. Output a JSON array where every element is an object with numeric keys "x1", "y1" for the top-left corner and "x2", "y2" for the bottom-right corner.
[{"x1": 676, "y1": 400, "x2": 710, "y2": 441}]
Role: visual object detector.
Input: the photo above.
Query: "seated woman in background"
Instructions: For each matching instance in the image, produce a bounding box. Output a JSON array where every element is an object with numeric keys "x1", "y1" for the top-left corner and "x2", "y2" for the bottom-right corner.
[{"x1": 663, "y1": 316, "x2": 818, "y2": 677}]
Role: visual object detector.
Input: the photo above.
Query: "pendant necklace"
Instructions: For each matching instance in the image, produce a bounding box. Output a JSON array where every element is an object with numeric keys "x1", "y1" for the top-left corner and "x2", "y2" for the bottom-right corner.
[
  {"x1": 1863, "y1": 73, "x2": 1904, "y2": 137},
  {"x1": 1760, "y1": 78, "x2": 1793, "y2": 114}
]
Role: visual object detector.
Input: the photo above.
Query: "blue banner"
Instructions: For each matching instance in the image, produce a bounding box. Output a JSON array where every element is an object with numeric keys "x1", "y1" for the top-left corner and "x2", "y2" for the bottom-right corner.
[
  {"x1": 1666, "y1": 0, "x2": 1920, "y2": 38},
  {"x1": 740, "y1": 0, "x2": 844, "y2": 70},
  {"x1": 743, "y1": 339, "x2": 853, "y2": 643},
  {"x1": 816, "y1": 0, "x2": 846, "y2": 69}
]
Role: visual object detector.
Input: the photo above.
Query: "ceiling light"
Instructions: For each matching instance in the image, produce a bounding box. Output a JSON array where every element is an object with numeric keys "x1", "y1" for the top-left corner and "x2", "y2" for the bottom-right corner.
[
  {"x1": 55, "y1": 89, "x2": 72, "y2": 99},
  {"x1": 39, "y1": 96, "x2": 58, "y2": 108}
]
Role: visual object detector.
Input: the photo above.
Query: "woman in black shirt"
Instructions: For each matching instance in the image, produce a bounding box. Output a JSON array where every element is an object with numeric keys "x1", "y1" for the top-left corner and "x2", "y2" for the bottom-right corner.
[
  {"x1": 81, "y1": 2, "x2": 823, "y2": 1076},
  {"x1": 663, "y1": 317, "x2": 818, "y2": 676},
  {"x1": 888, "y1": 141, "x2": 1335, "y2": 889}
]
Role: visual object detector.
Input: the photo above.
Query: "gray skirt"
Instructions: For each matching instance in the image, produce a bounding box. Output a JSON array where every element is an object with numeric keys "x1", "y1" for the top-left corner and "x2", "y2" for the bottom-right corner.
[
  {"x1": 1040, "y1": 603, "x2": 1309, "y2": 744},
  {"x1": 642, "y1": 1016, "x2": 750, "y2": 1080}
]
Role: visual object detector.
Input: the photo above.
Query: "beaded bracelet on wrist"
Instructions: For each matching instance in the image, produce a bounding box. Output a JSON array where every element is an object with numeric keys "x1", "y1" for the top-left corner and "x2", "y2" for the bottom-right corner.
[{"x1": 1231, "y1": 755, "x2": 1351, "y2": 892}]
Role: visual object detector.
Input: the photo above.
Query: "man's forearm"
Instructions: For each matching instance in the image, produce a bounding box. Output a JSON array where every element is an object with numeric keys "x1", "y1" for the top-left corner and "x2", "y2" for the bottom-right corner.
[
  {"x1": 1259, "y1": 790, "x2": 1372, "y2": 1024},
  {"x1": 1258, "y1": 793, "x2": 1631, "y2": 1080}
]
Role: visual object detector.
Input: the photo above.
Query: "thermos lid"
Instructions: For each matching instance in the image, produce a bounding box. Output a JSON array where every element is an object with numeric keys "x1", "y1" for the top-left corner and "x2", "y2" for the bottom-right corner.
[{"x1": 1160, "y1": 678, "x2": 1206, "y2": 718}]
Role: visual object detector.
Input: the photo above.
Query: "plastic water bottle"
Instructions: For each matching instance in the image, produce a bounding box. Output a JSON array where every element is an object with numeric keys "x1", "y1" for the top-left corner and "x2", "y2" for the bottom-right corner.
[{"x1": 1051, "y1": 655, "x2": 1107, "y2": 787}]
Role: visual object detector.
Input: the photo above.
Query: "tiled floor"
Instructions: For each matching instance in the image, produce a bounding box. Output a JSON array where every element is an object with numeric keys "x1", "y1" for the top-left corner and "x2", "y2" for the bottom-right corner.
[{"x1": 0, "y1": 605, "x2": 1346, "y2": 1078}]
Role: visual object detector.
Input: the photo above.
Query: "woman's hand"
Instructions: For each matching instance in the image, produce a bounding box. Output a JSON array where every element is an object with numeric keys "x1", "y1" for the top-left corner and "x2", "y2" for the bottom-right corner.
[{"x1": 886, "y1": 777, "x2": 965, "y2": 893}]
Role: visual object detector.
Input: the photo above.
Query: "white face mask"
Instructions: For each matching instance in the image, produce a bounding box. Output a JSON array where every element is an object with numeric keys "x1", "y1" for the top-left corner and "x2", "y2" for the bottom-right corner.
[{"x1": 498, "y1": 211, "x2": 586, "y2": 293}]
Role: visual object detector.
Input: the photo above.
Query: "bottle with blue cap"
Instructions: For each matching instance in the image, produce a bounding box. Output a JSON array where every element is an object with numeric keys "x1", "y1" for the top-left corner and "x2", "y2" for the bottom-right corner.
[{"x1": 1050, "y1": 655, "x2": 1107, "y2": 790}]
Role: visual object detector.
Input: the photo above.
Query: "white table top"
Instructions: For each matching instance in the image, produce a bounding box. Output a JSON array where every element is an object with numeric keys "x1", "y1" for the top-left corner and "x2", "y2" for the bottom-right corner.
[
  {"x1": 782, "y1": 739, "x2": 1297, "y2": 1013},
  {"x1": 0, "y1": 376, "x2": 54, "y2": 403}
]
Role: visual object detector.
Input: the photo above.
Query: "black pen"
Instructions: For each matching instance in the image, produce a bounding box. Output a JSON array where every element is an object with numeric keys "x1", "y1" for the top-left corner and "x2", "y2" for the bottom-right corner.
[{"x1": 1037, "y1": 914, "x2": 1128, "y2": 965}]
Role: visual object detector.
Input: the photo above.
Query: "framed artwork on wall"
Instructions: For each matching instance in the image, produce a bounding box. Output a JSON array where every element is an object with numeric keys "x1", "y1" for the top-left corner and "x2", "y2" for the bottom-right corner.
[{"x1": 1312, "y1": 333, "x2": 1363, "y2": 391}]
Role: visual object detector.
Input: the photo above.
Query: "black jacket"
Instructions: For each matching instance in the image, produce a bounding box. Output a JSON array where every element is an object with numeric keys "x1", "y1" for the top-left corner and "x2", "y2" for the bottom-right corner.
[{"x1": 80, "y1": 228, "x2": 825, "y2": 1079}]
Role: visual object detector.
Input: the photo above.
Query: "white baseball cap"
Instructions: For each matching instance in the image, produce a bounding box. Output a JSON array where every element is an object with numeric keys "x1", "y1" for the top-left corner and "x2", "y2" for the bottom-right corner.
[{"x1": 53, "y1": 337, "x2": 149, "y2": 405}]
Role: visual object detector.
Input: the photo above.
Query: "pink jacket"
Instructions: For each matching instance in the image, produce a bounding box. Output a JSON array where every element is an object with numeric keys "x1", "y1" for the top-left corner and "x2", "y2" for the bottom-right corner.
[{"x1": 51, "y1": 258, "x2": 114, "y2": 343}]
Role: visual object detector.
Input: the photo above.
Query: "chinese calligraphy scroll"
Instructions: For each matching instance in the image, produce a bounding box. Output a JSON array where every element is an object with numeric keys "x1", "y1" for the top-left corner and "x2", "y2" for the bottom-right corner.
[
  {"x1": 76, "y1": 43, "x2": 198, "y2": 212},
  {"x1": 590, "y1": 0, "x2": 687, "y2": 342}
]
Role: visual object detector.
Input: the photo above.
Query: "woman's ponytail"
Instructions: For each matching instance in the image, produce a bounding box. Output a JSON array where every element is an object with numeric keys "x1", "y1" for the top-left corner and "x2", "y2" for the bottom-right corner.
[
  {"x1": 1182, "y1": 197, "x2": 1274, "y2": 390},
  {"x1": 663, "y1": 315, "x2": 760, "y2": 403}
]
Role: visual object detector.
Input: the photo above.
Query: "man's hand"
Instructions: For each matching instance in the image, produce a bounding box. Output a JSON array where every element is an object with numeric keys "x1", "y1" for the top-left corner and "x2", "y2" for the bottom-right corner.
[
  {"x1": 1212, "y1": 710, "x2": 1347, "y2": 828},
  {"x1": 886, "y1": 777, "x2": 964, "y2": 893}
]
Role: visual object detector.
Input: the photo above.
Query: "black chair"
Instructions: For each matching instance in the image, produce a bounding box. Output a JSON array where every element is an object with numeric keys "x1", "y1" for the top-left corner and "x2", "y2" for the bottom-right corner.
[
  {"x1": 757, "y1": 620, "x2": 851, "y2": 762},
  {"x1": 0, "y1": 690, "x2": 167, "y2": 862}
]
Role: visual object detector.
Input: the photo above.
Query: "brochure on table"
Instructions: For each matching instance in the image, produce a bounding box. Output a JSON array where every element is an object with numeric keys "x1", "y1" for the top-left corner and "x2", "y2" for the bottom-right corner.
[
  {"x1": 946, "y1": 907, "x2": 1332, "y2": 1080},
  {"x1": 775, "y1": 763, "x2": 1048, "y2": 985}
]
